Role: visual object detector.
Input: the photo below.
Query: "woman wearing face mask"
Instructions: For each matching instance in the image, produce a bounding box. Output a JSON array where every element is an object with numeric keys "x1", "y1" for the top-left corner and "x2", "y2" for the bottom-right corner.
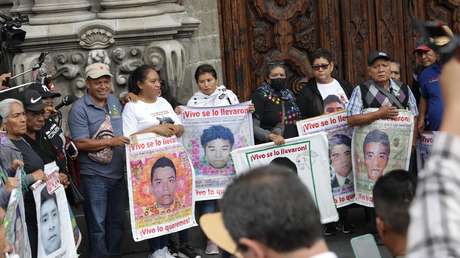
[{"x1": 251, "y1": 62, "x2": 301, "y2": 145}]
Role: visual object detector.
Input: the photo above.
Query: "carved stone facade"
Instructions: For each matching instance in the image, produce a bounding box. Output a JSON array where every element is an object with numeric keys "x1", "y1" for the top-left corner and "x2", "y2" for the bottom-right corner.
[{"x1": 9, "y1": 0, "x2": 203, "y2": 106}]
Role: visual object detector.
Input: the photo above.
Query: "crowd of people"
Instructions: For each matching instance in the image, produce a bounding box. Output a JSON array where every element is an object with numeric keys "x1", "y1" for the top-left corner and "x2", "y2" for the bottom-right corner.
[{"x1": 0, "y1": 30, "x2": 449, "y2": 258}]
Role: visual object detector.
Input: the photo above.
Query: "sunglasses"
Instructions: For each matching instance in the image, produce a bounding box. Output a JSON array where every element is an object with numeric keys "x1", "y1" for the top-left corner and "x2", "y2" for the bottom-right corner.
[{"x1": 312, "y1": 63, "x2": 330, "y2": 71}]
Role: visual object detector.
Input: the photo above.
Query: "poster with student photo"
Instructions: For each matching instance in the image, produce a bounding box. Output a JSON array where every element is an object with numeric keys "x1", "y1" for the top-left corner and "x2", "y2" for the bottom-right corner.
[
  {"x1": 231, "y1": 133, "x2": 338, "y2": 224},
  {"x1": 126, "y1": 134, "x2": 196, "y2": 241},
  {"x1": 296, "y1": 111, "x2": 354, "y2": 208},
  {"x1": 5, "y1": 186, "x2": 31, "y2": 258},
  {"x1": 33, "y1": 183, "x2": 77, "y2": 258},
  {"x1": 180, "y1": 102, "x2": 254, "y2": 201},
  {"x1": 352, "y1": 109, "x2": 414, "y2": 207}
]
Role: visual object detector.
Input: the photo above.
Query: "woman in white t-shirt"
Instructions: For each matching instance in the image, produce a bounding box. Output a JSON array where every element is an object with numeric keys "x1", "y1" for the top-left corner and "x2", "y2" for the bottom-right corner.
[
  {"x1": 122, "y1": 66, "x2": 183, "y2": 137},
  {"x1": 122, "y1": 65, "x2": 184, "y2": 258}
]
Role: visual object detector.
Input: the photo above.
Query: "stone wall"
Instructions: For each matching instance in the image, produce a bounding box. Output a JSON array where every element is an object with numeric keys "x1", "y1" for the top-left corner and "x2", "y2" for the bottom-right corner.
[
  {"x1": 179, "y1": 0, "x2": 222, "y2": 103},
  {"x1": 9, "y1": 0, "x2": 225, "y2": 105}
]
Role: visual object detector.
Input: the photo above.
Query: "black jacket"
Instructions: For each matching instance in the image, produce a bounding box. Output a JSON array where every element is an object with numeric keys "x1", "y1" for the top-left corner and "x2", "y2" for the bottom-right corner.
[{"x1": 297, "y1": 78, "x2": 354, "y2": 119}]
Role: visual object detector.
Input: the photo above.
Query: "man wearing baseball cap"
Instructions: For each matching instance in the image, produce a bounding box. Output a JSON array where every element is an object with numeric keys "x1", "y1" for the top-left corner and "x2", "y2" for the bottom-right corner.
[
  {"x1": 68, "y1": 63, "x2": 129, "y2": 258},
  {"x1": 347, "y1": 50, "x2": 419, "y2": 127},
  {"x1": 346, "y1": 50, "x2": 418, "y2": 239},
  {"x1": 413, "y1": 43, "x2": 443, "y2": 134},
  {"x1": 21, "y1": 85, "x2": 74, "y2": 190},
  {"x1": 200, "y1": 165, "x2": 336, "y2": 258},
  {"x1": 28, "y1": 82, "x2": 61, "y2": 119},
  {"x1": 21, "y1": 88, "x2": 71, "y2": 179}
]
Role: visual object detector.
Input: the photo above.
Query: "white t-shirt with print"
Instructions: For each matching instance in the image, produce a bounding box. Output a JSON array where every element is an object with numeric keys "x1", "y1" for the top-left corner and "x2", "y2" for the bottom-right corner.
[
  {"x1": 317, "y1": 79, "x2": 349, "y2": 104},
  {"x1": 122, "y1": 97, "x2": 181, "y2": 137}
]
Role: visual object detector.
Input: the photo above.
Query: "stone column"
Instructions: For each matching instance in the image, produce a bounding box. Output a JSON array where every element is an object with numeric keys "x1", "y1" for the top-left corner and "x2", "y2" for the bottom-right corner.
[
  {"x1": 28, "y1": 0, "x2": 96, "y2": 25},
  {"x1": 98, "y1": 0, "x2": 184, "y2": 19}
]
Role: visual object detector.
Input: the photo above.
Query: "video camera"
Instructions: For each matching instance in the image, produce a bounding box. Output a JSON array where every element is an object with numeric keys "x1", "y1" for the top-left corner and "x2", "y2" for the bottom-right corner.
[
  {"x1": 416, "y1": 20, "x2": 460, "y2": 63},
  {"x1": 0, "y1": 12, "x2": 27, "y2": 49}
]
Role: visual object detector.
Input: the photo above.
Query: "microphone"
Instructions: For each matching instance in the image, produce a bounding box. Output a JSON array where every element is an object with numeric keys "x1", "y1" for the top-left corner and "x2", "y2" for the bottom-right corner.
[{"x1": 55, "y1": 95, "x2": 78, "y2": 110}]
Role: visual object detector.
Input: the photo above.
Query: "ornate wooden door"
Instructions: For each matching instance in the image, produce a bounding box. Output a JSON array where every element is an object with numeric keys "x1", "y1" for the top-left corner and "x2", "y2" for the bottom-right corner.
[
  {"x1": 219, "y1": 0, "x2": 319, "y2": 99},
  {"x1": 219, "y1": 0, "x2": 460, "y2": 100}
]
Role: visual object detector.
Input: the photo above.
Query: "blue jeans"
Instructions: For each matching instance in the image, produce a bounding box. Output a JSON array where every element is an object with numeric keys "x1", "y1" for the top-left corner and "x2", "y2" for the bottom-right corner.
[{"x1": 81, "y1": 175, "x2": 125, "y2": 258}]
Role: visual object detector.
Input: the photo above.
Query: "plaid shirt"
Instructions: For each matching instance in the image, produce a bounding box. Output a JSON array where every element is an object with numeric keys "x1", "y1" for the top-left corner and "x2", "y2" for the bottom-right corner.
[
  {"x1": 407, "y1": 133, "x2": 460, "y2": 258},
  {"x1": 346, "y1": 79, "x2": 419, "y2": 116}
]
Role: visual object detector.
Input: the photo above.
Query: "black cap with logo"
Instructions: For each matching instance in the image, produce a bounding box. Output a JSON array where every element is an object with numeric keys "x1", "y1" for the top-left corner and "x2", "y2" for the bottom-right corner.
[{"x1": 21, "y1": 89, "x2": 44, "y2": 112}]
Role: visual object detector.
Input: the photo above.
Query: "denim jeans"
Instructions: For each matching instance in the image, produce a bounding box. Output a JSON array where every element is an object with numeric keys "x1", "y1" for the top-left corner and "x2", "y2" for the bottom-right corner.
[{"x1": 81, "y1": 175, "x2": 125, "y2": 258}]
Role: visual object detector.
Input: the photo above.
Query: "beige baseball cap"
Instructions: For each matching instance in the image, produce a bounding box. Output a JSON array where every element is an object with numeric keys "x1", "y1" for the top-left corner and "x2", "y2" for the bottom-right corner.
[
  {"x1": 200, "y1": 212, "x2": 242, "y2": 258},
  {"x1": 85, "y1": 63, "x2": 113, "y2": 79}
]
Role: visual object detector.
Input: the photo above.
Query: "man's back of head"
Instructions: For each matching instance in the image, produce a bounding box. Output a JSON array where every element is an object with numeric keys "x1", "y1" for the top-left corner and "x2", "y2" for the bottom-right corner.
[
  {"x1": 373, "y1": 169, "x2": 416, "y2": 257},
  {"x1": 201, "y1": 166, "x2": 335, "y2": 258}
]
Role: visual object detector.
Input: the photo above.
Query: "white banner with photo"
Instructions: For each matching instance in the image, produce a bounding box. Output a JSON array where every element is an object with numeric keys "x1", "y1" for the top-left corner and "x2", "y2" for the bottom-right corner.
[
  {"x1": 180, "y1": 102, "x2": 254, "y2": 201},
  {"x1": 352, "y1": 109, "x2": 414, "y2": 207},
  {"x1": 126, "y1": 134, "x2": 196, "y2": 241},
  {"x1": 33, "y1": 183, "x2": 77, "y2": 258},
  {"x1": 231, "y1": 133, "x2": 339, "y2": 224},
  {"x1": 296, "y1": 111, "x2": 354, "y2": 208}
]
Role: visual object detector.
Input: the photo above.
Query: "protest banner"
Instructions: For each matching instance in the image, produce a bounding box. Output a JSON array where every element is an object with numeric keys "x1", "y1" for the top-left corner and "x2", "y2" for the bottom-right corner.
[
  {"x1": 352, "y1": 109, "x2": 414, "y2": 207},
  {"x1": 5, "y1": 170, "x2": 31, "y2": 258},
  {"x1": 231, "y1": 133, "x2": 339, "y2": 224},
  {"x1": 296, "y1": 111, "x2": 354, "y2": 208},
  {"x1": 33, "y1": 183, "x2": 77, "y2": 258},
  {"x1": 180, "y1": 102, "x2": 254, "y2": 201},
  {"x1": 126, "y1": 134, "x2": 196, "y2": 241},
  {"x1": 416, "y1": 132, "x2": 437, "y2": 170}
]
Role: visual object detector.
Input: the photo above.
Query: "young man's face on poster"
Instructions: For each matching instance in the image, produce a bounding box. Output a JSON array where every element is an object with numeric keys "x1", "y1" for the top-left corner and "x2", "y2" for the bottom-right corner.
[
  {"x1": 40, "y1": 198, "x2": 61, "y2": 255},
  {"x1": 151, "y1": 166, "x2": 177, "y2": 208},
  {"x1": 205, "y1": 138, "x2": 232, "y2": 169},
  {"x1": 331, "y1": 144, "x2": 352, "y2": 177},
  {"x1": 324, "y1": 101, "x2": 345, "y2": 114},
  {"x1": 364, "y1": 142, "x2": 389, "y2": 181}
]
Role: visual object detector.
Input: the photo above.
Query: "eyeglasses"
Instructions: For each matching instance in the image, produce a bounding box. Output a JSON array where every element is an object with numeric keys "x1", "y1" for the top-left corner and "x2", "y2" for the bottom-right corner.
[{"x1": 312, "y1": 63, "x2": 330, "y2": 71}]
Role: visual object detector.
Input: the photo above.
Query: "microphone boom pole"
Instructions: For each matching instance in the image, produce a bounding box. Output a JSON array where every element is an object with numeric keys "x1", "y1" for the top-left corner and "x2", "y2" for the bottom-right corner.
[{"x1": 0, "y1": 81, "x2": 35, "y2": 94}]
